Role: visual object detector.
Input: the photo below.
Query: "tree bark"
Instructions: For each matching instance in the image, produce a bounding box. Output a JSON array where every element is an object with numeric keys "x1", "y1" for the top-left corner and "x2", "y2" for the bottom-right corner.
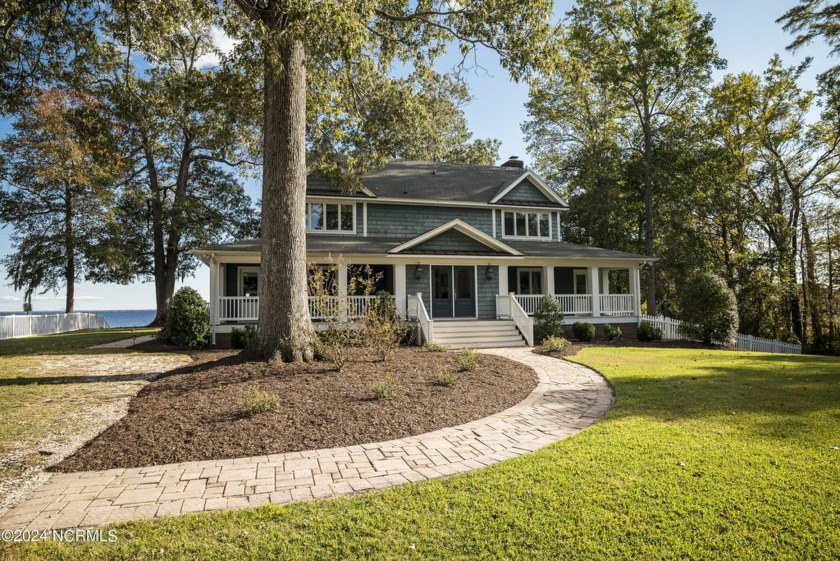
[
  {"x1": 641, "y1": 104, "x2": 656, "y2": 315},
  {"x1": 802, "y1": 213, "x2": 823, "y2": 350},
  {"x1": 64, "y1": 184, "x2": 75, "y2": 314},
  {"x1": 254, "y1": 36, "x2": 315, "y2": 362}
]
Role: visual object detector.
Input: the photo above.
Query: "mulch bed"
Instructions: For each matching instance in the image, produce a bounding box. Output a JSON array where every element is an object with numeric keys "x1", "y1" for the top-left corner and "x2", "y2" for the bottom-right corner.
[
  {"x1": 539, "y1": 339, "x2": 726, "y2": 359},
  {"x1": 53, "y1": 346, "x2": 537, "y2": 472}
]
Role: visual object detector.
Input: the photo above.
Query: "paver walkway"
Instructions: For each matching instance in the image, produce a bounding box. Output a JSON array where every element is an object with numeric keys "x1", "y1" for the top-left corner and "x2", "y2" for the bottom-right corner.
[
  {"x1": 90, "y1": 335, "x2": 156, "y2": 349},
  {"x1": 0, "y1": 348, "x2": 613, "y2": 530}
]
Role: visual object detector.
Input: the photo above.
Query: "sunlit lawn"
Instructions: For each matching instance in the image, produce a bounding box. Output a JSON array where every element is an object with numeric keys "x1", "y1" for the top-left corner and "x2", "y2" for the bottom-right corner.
[{"x1": 4, "y1": 347, "x2": 840, "y2": 560}]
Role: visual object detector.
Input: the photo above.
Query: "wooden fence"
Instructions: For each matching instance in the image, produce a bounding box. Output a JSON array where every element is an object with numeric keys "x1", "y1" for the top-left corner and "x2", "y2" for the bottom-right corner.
[
  {"x1": 0, "y1": 313, "x2": 110, "y2": 340},
  {"x1": 639, "y1": 315, "x2": 802, "y2": 355}
]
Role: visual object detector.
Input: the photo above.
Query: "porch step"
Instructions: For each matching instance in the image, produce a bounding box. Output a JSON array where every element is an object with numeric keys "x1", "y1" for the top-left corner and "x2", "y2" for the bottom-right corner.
[{"x1": 429, "y1": 320, "x2": 527, "y2": 349}]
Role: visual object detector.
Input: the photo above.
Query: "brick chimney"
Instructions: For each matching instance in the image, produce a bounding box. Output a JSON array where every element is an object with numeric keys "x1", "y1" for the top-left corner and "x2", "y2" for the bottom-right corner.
[{"x1": 501, "y1": 156, "x2": 524, "y2": 169}]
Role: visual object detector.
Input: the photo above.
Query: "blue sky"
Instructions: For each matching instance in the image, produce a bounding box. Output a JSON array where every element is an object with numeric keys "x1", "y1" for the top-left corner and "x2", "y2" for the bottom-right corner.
[{"x1": 0, "y1": 0, "x2": 834, "y2": 311}]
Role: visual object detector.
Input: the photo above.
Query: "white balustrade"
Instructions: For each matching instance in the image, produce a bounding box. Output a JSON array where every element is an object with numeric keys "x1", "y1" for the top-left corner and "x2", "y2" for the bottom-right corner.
[
  {"x1": 598, "y1": 294, "x2": 635, "y2": 316},
  {"x1": 508, "y1": 293, "x2": 534, "y2": 346}
]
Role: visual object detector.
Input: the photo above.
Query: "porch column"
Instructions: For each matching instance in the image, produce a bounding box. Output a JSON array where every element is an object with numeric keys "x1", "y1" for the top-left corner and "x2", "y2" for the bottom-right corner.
[
  {"x1": 395, "y1": 264, "x2": 407, "y2": 318},
  {"x1": 601, "y1": 269, "x2": 611, "y2": 295},
  {"x1": 338, "y1": 263, "x2": 348, "y2": 321},
  {"x1": 589, "y1": 266, "x2": 600, "y2": 317},
  {"x1": 631, "y1": 265, "x2": 642, "y2": 316},
  {"x1": 209, "y1": 258, "x2": 218, "y2": 345},
  {"x1": 546, "y1": 266, "x2": 555, "y2": 296},
  {"x1": 498, "y1": 264, "x2": 509, "y2": 295}
]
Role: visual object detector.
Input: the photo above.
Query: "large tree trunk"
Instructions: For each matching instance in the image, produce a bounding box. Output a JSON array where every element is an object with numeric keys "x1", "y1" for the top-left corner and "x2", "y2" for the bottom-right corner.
[
  {"x1": 144, "y1": 139, "x2": 173, "y2": 324},
  {"x1": 802, "y1": 213, "x2": 824, "y2": 350},
  {"x1": 254, "y1": 36, "x2": 315, "y2": 362},
  {"x1": 64, "y1": 185, "x2": 75, "y2": 314},
  {"x1": 642, "y1": 114, "x2": 656, "y2": 315}
]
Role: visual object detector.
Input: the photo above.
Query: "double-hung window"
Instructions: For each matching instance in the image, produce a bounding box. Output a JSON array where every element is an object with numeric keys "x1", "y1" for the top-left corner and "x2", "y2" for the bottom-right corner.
[
  {"x1": 502, "y1": 211, "x2": 550, "y2": 239},
  {"x1": 306, "y1": 201, "x2": 355, "y2": 233}
]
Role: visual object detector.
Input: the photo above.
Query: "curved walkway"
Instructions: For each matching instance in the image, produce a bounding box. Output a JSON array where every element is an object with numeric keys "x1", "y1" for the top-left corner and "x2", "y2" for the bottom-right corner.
[{"x1": 0, "y1": 348, "x2": 613, "y2": 531}]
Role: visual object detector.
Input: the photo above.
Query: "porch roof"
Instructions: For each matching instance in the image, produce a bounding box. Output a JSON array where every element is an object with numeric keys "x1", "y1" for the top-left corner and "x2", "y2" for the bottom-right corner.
[{"x1": 195, "y1": 236, "x2": 653, "y2": 261}]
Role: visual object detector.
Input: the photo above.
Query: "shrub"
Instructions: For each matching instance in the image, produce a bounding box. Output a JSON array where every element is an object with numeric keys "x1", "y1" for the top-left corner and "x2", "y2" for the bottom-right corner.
[
  {"x1": 166, "y1": 287, "x2": 210, "y2": 348},
  {"x1": 638, "y1": 320, "x2": 663, "y2": 342},
  {"x1": 370, "y1": 374, "x2": 399, "y2": 400},
  {"x1": 317, "y1": 325, "x2": 361, "y2": 372},
  {"x1": 453, "y1": 347, "x2": 480, "y2": 372},
  {"x1": 431, "y1": 366, "x2": 457, "y2": 387},
  {"x1": 363, "y1": 291, "x2": 408, "y2": 362},
  {"x1": 423, "y1": 342, "x2": 450, "y2": 352},
  {"x1": 677, "y1": 270, "x2": 739, "y2": 344},
  {"x1": 238, "y1": 385, "x2": 279, "y2": 416},
  {"x1": 572, "y1": 321, "x2": 596, "y2": 342},
  {"x1": 533, "y1": 295, "x2": 565, "y2": 343},
  {"x1": 542, "y1": 335, "x2": 571, "y2": 353},
  {"x1": 604, "y1": 323, "x2": 622, "y2": 341},
  {"x1": 231, "y1": 324, "x2": 256, "y2": 349}
]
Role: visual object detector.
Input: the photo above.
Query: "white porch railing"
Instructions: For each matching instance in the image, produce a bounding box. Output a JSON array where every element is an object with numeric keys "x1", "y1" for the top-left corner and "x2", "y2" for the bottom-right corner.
[
  {"x1": 598, "y1": 294, "x2": 635, "y2": 316},
  {"x1": 555, "y1": 294, "x2": 592, "y2": 315},
  {"x1": 639, "y1": 315, "x2": 802, "y2": 354},
  {"x1": 218, "y1": 295, "x2": 395, "y2": 322},
  {"x1": 495, "y1": 294, "x2": 511, "y2": 318},
  {"x1": 513, "y1": 294, "x2": 543, "y2": 315},
  {"x1": 0, "y1": 313, "x2": 110, "y2": 340},
  {"x1": 408, "y1": 293, "x2": 433, "y2": 345},
  {"x1": 508, "y1": 293, "x2": 534, "y2": 346},
  {"x1": 219, "y1": 297, "x2": 259, "y2": 321}
]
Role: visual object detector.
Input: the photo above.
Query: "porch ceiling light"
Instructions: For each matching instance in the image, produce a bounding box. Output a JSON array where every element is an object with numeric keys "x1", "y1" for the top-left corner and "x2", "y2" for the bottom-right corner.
[
  {"x1": 485, "y1": 264, "x2": 494, "y2": 280},
  {"x1": 415, "y1": 265, "x2": 423, "y2": 279}
]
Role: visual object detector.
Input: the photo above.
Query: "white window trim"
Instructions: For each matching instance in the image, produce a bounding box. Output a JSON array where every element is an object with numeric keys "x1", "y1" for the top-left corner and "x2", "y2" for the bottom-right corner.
[
  {"x1": 501, "y1": 210, "x2": 552, "y2": 240},
  {"x1": 306, "y1": 200, "x2": 356, "y2": 235},
  {"x1": 239, "y1": 266, "x2": 260, "y2": 297},
  {"x1": 573, "y1": 269, "x2": 589, "y2": 295}
]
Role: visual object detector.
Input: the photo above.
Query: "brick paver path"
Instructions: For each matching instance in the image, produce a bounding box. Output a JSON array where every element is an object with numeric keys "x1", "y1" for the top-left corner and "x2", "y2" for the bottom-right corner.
[{"x1": 0, "y1": 348, "x2": 612, "y2": 530}]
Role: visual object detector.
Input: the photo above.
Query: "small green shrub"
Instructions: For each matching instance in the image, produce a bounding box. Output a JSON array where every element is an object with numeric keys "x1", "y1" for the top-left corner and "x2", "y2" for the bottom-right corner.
[
  {"x1": 604, "y1": 323, "x2": 622, "y2": 341},
  {"x1": 166, "y1": 287, "x2": 210, "y2": 348},
  {"x1": 572, "y1": 321, "x2": 596, "y2": 342},
  {"x1": 423, "y1": 342, "x2": 450, "y2": 352},
  {"x1": 453, "y1": 347, "x2": 480, "y2": 372},
  {"x1": 363, "y1": 291, "x2": 408, "y2": 362},
  {"x1": 638, "y1": 320, "x2": 663, "y2": 342},
  {"x1": 542, "y1": 335, "x2": 571, "y2": 352},
  {"x1": 370, "y1": 374, "x2": 399, "y2": 400},
  {"x1": 231, "y1": 324, "x2": 257, "y2": 349},
  {"x1": 533, "y1": 295, "x2": 565, "y2": 343},
  {"x1": 431, "y1": 365, "x2": 457, "y2": 387},
  {"x1": 238, "y1": 385, "x2": 279, "y2": 416},
  {"x1": 677, "y1": 270, "x2": 739, "y2": 344}
]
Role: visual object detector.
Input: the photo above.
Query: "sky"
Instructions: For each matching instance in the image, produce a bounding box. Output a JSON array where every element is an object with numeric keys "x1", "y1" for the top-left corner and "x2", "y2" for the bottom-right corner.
[{"x1": 0, "y1": 0, "x2": 835, "y2": 312}]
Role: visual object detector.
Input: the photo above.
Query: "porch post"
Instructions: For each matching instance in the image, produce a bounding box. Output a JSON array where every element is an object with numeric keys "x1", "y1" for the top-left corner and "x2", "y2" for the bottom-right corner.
[
  {"x1": 590, "y1": 266, "x2": 601, "y2": 317},
  {"x1": 209, "y1": 257, "x2": 218, "y2": 345},
  {"x1": 546, "y1": 266, "x2": 555, "y2": 296},
  {"x1": 498, "y1": 264, "x2": 509, "y2": 295},
  {"x1": 395, "y1": 264, "x2": 407, "y2": 318},
  {"x1": 338, "y1": 263, "x2": 348, "y2": 321},
  {"x1": 601, "y1": 269, "x2": 611, "y2": 295},
  {"x1": 631, "y1": 265, "x2": 642, "y2": 316}
]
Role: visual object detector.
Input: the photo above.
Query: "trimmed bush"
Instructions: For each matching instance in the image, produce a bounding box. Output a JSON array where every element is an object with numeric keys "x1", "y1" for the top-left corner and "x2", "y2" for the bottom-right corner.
[
  {"x1": 542, "y1": 336, "x2": 571, "y2": 353},
  {"x1": 453, "y1": 347, "x2": 480, "y2": 372},
  {"x1": 533, "y1": 295, "x2": 565, "y2": 344},
  {"x1": 370, "y1": 374, "x2": 399, "y2": 400},
  {"x1": 678, "y1": 271, "x2": 739, "y2": 344},
  {"x1": 572, "y1": 321, "x2": 596, "y2": 342},
  {"x1": 238, "y1": 385, "x2": 279, "y2": 416},
  {"x1": 431, "y1": 366, "x2": 457, "y2": 387},
  {"x1": 638, "y1": 320, "x2": 663, "y2": 342},
  {"x1": 231, "y1": 324, "x2": 256, "y2": 349},
  {"x1": 604, "y1": 323, "x2": 622, "y2": 341},
  {"x1": 166, "y1": 287, "x2": 210, "y2": 348}
]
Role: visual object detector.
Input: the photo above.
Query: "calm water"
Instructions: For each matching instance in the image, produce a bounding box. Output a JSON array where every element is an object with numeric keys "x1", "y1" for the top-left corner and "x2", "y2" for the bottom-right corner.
[{"x1": 0, "y1": 310, "x2": 157, "y2": 328}]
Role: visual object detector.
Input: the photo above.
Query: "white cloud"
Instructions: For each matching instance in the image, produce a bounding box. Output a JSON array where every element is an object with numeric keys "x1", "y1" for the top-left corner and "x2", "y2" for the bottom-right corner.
[
  {"x1": 1, "y1": 294, "x2": 106, "y2": 302},
  {"x1": 0, "y1": 295, "x2": 23, "y2": 302},
  {"x1": 196, "y1": 26, "x2": 240, "y2": 69}
]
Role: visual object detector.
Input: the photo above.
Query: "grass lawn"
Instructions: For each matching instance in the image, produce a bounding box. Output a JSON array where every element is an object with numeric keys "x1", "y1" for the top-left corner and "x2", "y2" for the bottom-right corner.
[
  {"x1": 0, "y1": 328, "x2": 187, "y2": 516},
  {"x1": 5, "y1": 347, "x2": 840, "y2": 560}
]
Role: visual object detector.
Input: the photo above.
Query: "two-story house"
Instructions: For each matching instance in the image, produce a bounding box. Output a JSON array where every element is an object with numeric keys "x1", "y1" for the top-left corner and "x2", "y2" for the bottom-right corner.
[{"x1": 194, "y1": 158, "x2": 653, "y2": 348}]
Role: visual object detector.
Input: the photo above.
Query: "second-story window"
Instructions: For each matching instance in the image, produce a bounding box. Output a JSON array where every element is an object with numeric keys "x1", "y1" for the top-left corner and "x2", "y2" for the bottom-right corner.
[
  {"x1": 502, "y1": 211, "x2": 550, "y2": 239},
  {"x1": 307, "y1": 202, "x2": 354, "y2": 233}
]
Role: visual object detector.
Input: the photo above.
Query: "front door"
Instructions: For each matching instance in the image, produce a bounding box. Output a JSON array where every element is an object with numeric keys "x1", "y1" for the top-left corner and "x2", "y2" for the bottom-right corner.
[
  {"x1": 432, "y1": 266, "x2": 476, "y2": 318},
  {"x1": 432, "y1": 266, "x2": 453, "y2": 318},
  {"x1": 453, "y1": 266, "x2": 475, "y2": 317}
]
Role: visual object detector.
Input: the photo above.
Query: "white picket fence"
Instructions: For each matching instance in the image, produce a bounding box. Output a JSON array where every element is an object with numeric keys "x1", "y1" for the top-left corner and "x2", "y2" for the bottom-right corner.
[
  {"x1": 0, "y1": 313, "x2": 110, "y2": 340},
  {"x1": 639, "y1": 315, "x2": 802, "y2": 355}
]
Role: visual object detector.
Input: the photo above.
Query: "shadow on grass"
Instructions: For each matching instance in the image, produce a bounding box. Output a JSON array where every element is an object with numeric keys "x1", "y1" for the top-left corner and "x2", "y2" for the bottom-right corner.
[
  {"x1": 0, "y1": 373, "x2": 162, "y2": 386},
  {"x1": 0, "y1": 328, "x2": 159, "y2": 358}
]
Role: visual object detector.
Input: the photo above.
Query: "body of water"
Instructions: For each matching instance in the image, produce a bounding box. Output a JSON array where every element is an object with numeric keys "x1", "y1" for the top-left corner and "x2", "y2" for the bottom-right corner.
[{"x1": 0, "y1": 310, "x2": 157, "y2": 328}]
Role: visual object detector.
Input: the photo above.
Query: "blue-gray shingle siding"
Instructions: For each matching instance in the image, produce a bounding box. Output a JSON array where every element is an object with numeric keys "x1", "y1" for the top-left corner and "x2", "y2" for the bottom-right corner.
[
  {"x1": 365, "y1": 204, "x2": 493, "y2": 238},
  {"x1": 412, "y1": 230, "x2": 497, "y2": 253},
  {"x1": 498, "y1": 179, "x2": 551, "y2": 204},
  {"x1": 478, "y1": 267, "x2": 499, "y2": 319},
  {"x1": 405, "y1": 265, "x2": 430, "y2": 313}
]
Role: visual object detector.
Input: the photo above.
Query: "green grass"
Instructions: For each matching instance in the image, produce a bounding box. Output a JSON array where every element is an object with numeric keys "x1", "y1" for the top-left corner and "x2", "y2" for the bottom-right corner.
[
  {"x1": 5, "y1": 348, "x2": 840, "y2": 560},
  {"x1": 0, "y1": 328, "x2": 159, "y2": 357}
]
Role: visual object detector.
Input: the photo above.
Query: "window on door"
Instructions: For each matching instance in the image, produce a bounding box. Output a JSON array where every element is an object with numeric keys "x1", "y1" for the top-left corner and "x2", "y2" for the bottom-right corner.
[
  {"x1": 517, "y1": 269, "x2": 543, "y2": 295},
  {"x1": 573, "y1": 270, "x2": 588, "y2": 295},
  {"x1": 240, "y1": 268, "x2": 259, "y2": 297}
]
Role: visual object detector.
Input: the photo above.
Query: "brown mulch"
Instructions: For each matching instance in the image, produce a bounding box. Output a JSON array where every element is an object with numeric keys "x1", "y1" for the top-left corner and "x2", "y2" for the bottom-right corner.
[
  {"x1": 539, "y1": 339, "x2": 726, "y2": 359},
  {"x1": 52, "y1": 347, "x2": 537, "y2": 472}
]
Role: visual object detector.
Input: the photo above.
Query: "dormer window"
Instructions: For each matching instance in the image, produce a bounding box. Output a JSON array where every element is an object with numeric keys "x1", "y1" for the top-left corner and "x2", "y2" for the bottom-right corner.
[
  {"x1": 502, "y1": 211, "x2": 550, "y2": 239},
  {"x1": 307, "y1": 201, "x2": 355, "y2": 233}
]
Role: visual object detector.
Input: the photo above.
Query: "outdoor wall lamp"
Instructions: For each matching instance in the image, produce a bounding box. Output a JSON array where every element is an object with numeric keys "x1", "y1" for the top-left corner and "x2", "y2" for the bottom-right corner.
[
  {"x1": 485, "y1": 265, "x2": 494, "y2": 280},
  {"x1": 415, "y1": 265, "x2": 423, "y2": 279}
]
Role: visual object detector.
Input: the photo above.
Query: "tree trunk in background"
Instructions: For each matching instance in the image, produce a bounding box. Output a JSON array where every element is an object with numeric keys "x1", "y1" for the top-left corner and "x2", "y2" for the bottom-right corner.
[
  {"x1": 64, "y1": 185, "x2": 75, "y2": 313},
  {"x1": 642, "y1": 111, "x2": 656, "y2": 315},
  {"x1": 254, "y1": 37, "x2": 315, "y2": 362},
  {"x1": 802, "y1": 213, "x2": 823, "y2": 350}
]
